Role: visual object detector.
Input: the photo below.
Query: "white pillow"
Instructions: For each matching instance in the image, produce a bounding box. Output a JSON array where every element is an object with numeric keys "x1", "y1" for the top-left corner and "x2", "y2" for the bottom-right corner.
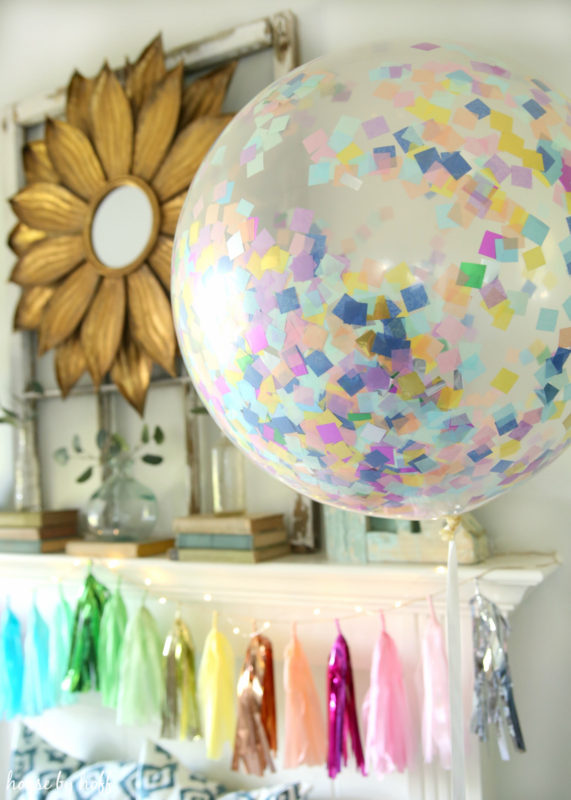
[
  {"x1": 45, "y1": 761, "x2": 139, "y2": 799},
  {"x1": 136, "y1": 741, "x2": 225, "y2": 799},
  {"x1": 7, "y1": 723, "x2": 84, "y2": 800}
]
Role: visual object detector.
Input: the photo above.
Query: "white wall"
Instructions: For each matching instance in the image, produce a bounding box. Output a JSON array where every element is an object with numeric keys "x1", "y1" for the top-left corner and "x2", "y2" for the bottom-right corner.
[{"x1": 0, "y1": 1, "x2": 570, "y2": 799}]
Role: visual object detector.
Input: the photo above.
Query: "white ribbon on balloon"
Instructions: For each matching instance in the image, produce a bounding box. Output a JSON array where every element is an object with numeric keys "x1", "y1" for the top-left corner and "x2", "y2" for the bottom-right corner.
[{"x1": 447, "y1": 536, "x2": 466, "y2": 800}]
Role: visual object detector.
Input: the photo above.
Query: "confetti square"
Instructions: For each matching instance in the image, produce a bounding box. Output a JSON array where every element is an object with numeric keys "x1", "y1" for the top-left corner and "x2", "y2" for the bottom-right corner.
[
  {"x1": 523, "y1": 98, "x2": 546, "y2": 119},
  {"x1": 537, "y1": 308, "x2": 559, "y2": 332},
  {"x1": 479, "y1": 231, "x2": 502, "y2": 258},
  {"x1": 458, "y1": 262, "x2": 486, "y2": 288},
  {"x1": 465, "y1": 98, "x2": 490, "y2": 119},
  {"x1": 362, "y1": 115, "x2": 389, "y2": 138},
  {"x1": 523, "y1": 246, "x2": 546, "y2": 270},
  {"x1": 317, "y1": 422, "x2": 343, "y2": 444},
  {"x1": 401, "y1": 283, "x2": 429, "y2": 311},
  {"x1": 522, "y1": 214, "x2": 549, "y2": 245},
  {"x1": 491, "y1": 368, "x2": 519, "y2": 393},
  {"x1": 441, "y1": 151, "x2": 471, "y2": 179}
]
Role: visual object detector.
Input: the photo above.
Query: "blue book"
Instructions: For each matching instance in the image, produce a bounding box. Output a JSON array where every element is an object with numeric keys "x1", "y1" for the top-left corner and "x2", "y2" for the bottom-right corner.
[{"x1": 176, "y1": 529, "x2": 286, "y2": 550}]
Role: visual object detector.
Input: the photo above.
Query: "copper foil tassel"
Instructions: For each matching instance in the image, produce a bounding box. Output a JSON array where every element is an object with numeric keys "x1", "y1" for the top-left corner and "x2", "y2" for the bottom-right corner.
[
  {"x1": 232, "y1": 632, "x2": 277, "y2": 775},
  {"x1": 161, "y1": 610, "x2": 201, "y2": 740}
]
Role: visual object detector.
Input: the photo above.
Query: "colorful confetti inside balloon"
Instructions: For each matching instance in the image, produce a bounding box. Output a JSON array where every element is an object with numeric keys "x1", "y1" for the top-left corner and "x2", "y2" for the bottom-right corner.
[{"x1": 172, "y1": 41, "x2": 571, "y2": 519}]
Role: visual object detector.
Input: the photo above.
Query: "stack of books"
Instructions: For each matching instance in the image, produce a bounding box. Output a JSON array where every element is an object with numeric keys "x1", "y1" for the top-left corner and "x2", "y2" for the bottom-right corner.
[
  {"x1": 172, "y1": 513, "x2": 291, "y2": 563},
  {"x1": 0, "y1": 509, "x2": 79, "y2": 553},
  {"x1": 65, "y1": 537, "x2": 174, "y2": 558}
]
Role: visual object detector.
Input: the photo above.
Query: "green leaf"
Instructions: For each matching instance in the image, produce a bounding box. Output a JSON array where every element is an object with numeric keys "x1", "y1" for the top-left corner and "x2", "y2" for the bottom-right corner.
[
  {"x1": 141, "y1": 424, "x2": 150, "y2": 444},
  {"x1": 0, "y1": 416, "x2": 18, "y2": 426},
  {"x1": 112, "y1": 433, "x2": 129, "y2": 451},
  {"x1": 76, "y1": 466, "x2": 93, "y2": 483},
  {"x1": 153, "y1": 425, "x2": 165, "y2": 445},
  {"x1": 190, "y1": 406, "x2": 208, "y2": 414},
  {"x1": 25, "y1": 380, "x2": 44, "y2": 395},
  {"x1": 96, "y1": 429, "x2": 109, "y2": 450},
  {"x1": 72, "y1": 434, "x2": 82, "y2": 453},
  {"x1": 141, "y1": 454, "x2": 163, "y2": 465},
  {"x1": 2, "y1": 407, "x2": 19, "y2": 420},
  {"x1": 53, "y1": 447, "x2": 70, "y2": 466}
]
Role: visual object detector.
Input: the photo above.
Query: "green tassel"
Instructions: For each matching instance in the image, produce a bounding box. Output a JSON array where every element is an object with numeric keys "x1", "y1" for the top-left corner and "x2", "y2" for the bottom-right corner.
[
  {"x1": 62, "y1": 570, "x2": 109, "y2": 693},
  {"x1": 98, "y1": 583, "x2": 128, "y2": 708},
  {"x1": 117, "y1": 603, "x2": 163, "y2": 726}
]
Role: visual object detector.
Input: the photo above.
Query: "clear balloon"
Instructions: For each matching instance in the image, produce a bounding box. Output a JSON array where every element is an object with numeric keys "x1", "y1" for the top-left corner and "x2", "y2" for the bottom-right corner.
[{"x1": 172, "y1": 41, "x2": 571, "y2": 518}]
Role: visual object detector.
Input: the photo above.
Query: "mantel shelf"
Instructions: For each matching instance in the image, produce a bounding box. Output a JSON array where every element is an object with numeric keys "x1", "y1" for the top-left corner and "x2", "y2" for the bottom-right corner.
[{"x1": 0, "y1": 551, "x2": 558, "y2": 617}]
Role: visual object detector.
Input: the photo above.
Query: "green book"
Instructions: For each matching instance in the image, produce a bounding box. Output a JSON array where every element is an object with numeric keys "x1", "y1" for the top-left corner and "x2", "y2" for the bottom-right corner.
[
  {"x1": 176, "y1": 529, "x2": 287, "y2": 550},
  {"x1": 0, "y1": 538, "x2": 76, "y2": 554}
]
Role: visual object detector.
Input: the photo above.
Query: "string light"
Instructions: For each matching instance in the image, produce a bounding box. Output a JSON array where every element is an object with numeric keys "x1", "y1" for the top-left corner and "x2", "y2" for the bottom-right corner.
[{"x1": 28, "y1": 552, "x2": 559, "y2": 639}]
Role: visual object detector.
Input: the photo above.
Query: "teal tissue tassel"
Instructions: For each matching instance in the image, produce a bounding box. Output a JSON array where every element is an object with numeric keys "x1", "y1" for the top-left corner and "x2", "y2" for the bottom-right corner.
[
  {"x1": 22, "y1": 601, "x2": 52, "y2": 716},
  {"x1": 49, "y1": 586, "x2": 75, "y2": 707},
  {"x1": 117, "y1": 603, "x2": 164, "y2": 726},
  {"x1": 98, "y1": 584, "x2": 128, "y2": 709},
  {"x1": 0, "y1": 603, "x2": 24, "y2": 718}
]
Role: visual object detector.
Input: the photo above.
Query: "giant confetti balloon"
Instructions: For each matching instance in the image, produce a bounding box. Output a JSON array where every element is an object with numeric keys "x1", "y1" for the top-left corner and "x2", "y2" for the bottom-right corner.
[{"x1": 172, "y1": 41, "x2": 571, "y2": 519}]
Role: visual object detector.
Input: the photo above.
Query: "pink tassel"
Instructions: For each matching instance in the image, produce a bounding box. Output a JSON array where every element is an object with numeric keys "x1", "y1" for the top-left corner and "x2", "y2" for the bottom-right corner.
[
  {"x1": 327, "y1": 619, "x2": 365, "y2": 778},
  {"x1": 363, "y1": 612, "x2": 411, "y2": 777},
  {"x1": 422, "y1": 597, "x2": 451, "y2": 769},
  {"x1": 283, "y1": 623, "x2": 326, "y2": 768}
]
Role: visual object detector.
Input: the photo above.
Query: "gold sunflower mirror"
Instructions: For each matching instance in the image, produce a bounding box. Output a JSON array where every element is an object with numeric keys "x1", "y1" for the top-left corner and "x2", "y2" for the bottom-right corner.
[{"x1": 8, "y1": 36, "x2": 236, "y2": 414}]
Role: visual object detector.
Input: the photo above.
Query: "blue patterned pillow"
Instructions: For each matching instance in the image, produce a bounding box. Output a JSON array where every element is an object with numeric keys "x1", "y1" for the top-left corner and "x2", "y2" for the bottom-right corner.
[
  {"x1": 7, "y1": 723, "x2": 84, "y2": 800},
  {"x1": 136, "y1": 742, "x2": 225, "y2": 799},
  {"x1": 218, "y1": 785, "x2": 312, "y2": 800},
  {"x1": 45, "y1": 760, "x2": 139, "y2": 799}
]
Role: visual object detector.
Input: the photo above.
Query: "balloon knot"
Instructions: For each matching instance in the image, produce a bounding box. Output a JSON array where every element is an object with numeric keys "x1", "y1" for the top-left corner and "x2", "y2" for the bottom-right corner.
[{"x1": 440, "y1": 514, "x2": 461, "y2": 542}]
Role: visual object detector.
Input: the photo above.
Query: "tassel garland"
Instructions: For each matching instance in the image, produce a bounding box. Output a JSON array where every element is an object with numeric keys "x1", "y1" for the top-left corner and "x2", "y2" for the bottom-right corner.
[
  {"x1": 98, "y1": 583, "x2": 127, "y2": 709},
  {"x1": 327, "y1": 620, "x2": 365, "y2": 779},
  {"x1": 0, "y1": 602, "x2": 24, "y2": 719},
  {"x1": 283, "y1": 623, "x2": 326, "y2": 768},
  {"x1": 232, "y1": 632, "x2": 277, "y2": 776},
  {"x1": 362, "y1": 613, "x2": 411, "y2": 778},
  {"x1": 421, "y1": 597, "x2": 451, "y2": 769},
  {"x1": 470, "y1": 590, "x2": 525, "y2": 759},
  {"x1": 117, "y1": 603, "x2": 164, "y2": 726},
  {"x1": 198, "y1": 611, "x2": 236, "y2": 759},
  {"x1": 62, "y1": 570, "x2": 109, "y2": 693},
  {"x1": 162, "y1": 609, "x2": 201, "y2": 740}
]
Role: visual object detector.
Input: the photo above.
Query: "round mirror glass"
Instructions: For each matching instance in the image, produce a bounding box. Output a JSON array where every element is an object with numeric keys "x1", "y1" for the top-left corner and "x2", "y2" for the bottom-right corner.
[{"x1": 91, "y1": 184, "x2": 155, "y2": 269}]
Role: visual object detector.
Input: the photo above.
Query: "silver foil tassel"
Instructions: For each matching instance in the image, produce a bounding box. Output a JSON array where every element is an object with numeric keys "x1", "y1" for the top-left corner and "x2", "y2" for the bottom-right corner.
[{"x1": 469, "y1": 590, "x2": 525, "y2": 760}]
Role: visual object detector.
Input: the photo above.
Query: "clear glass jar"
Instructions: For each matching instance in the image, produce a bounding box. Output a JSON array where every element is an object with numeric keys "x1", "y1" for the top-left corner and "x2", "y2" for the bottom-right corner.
[
  {"x1": 85, "y1": 458, "x2": 158, "y2": 540},
  {"x1": 211, "y1": 434, "x2": 245, "y2": 515}
]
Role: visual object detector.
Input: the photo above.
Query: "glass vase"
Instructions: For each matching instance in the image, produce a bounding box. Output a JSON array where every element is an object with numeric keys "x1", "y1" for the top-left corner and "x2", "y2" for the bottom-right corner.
[
  {"x1": 211, "y1": 434, "x2": 245, "y2": 515},
  {"x1": 13, "y1": 419, "x2": 42, "y2": 512},
  {"x1": 85, "y1": 459, "x2": 158, "y2": 541}
]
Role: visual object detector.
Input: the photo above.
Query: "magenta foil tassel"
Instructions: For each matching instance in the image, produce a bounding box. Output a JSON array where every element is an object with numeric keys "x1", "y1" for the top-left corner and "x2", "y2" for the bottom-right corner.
[{"x1": 327, "y1": 620, "x2": 365, "y2": 779}]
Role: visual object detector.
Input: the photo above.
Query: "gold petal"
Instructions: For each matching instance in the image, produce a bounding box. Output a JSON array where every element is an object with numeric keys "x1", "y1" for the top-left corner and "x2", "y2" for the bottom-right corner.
[
  {"x1": 179, "y1": 61, "x2": 237, "y2": 129},
  {"x1": 152, "y1": 114, "x2": 233, "y2": 202},
  {"x1": 8, "y1": 223, "x2": 47, "y2": 256},
  {"x1": 127, "y1": 264, "x2": 176, "y2": 374},
  {"x1": 132, "y1": 64, "x2": 183, "y2": 182},
  {"x1": 66, "y1": 71, "x2": 96, "y2": 137},
  {"x1": 38, "y1": 262, "x2": 99, "y2": 354},
  {"x1": 110, "y1": 331, "x2": 152, "y2": 415},
  {"x1": 55, "y1": 334, "x2": 87, "y2": 397},
  {"x1": 14, "y1": 286, "x2": 55, "y2": 331},
  {"x1": 90, "y1": 65, "x2": 134, "y2": 179},
  {"x1": 45, "y1": 118, "x2": 106, "y2": 200},
  {"x1": 11, "y1": 183, "x2": 87, "y2": 234},
  {"x1": 80, "y1": 276, "x2": 125, "y2": 387},
  {"x1": 160, "y1": 192, "x2": 186, "y2": 236},
  {"x1": 23, "y1": 141, "x2": 60, "y2": 184},
  {"x1": 148, "y1": 234, "x2": 173, "y2": 290},
  {"x1": 10, "y1": 235, "x2": 84, "y2": 286},
  {"x1": 125, "y1": 35, "x2": 166, "y2": 119}
]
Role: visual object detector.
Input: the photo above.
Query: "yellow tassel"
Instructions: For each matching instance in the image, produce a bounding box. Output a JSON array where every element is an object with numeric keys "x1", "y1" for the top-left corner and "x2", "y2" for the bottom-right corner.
[{"x1": 198, "y1": 611, "x2": 236, "y2": 759}]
